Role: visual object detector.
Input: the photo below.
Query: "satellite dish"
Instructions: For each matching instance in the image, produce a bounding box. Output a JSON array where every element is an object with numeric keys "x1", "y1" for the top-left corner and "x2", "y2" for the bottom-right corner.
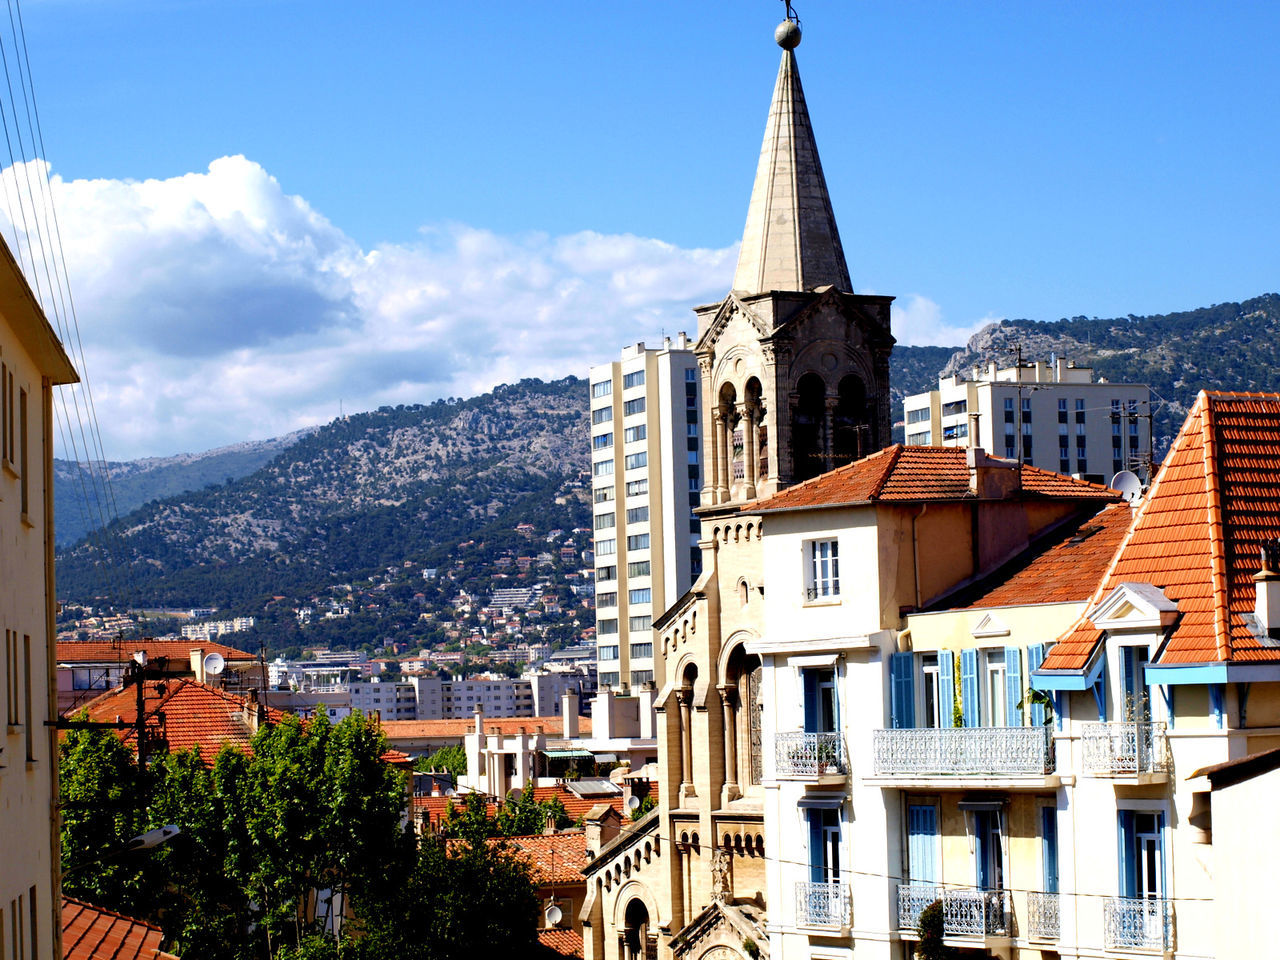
[
  {"x1": 627, "y1": 795, "x2": 641, "y2": 811},
  {"x1": 1111, "y1": 470, "x2": 1142, "y2": 504},
  {"x1": 203, "y1": 652, "x2": 226, "y2": 676},
  {"x1": 544, "y1": 903, "x2": 563, "y2": 927}
]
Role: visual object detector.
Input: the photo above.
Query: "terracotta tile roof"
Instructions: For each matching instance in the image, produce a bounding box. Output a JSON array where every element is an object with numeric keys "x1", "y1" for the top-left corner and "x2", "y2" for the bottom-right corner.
[
  {"x1": 959, "y1": 504, "x2": 1133, "y2": 609},
  {"x1": 412, "y1": 783, "x2": 629, "y2": 831},
  {"x1": 1042, "y1": 391, "x2": 1280, "y2": 670},
  {"x1": 537, "y1": 928, "x2": 583, "y2": 958},
  {"x1": 57, "y1": 639, "x2": 255, "y2": 664},
  {"x1": 76, "y1": 678, "x2": 284, "y2": 761},
  {"x1": 381, "y1": 716, "x2": 590, "y2": 741},
  {"x1": 505, "y1": 832, "x2": 590, "y2": 884},
  {"x1": 62, "y1": 897, "x2": 178, "y2": 960},
  {"x1": 755, "y1": 445, "x2": 1117, "y2": 511}
]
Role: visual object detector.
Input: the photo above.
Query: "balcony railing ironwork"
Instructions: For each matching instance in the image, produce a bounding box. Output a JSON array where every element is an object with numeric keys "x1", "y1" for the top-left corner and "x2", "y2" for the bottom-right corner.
[
  {"x1": 1026, "y1": 892, "x2": 1060, "y2": 940},
  {"x1": 775, "y1": 731, "x2": 847, "y2": 777},
  {"x1": 873, "y1": 725, "x2": 1054, "y2": 777},
  {"x1": 1081, "y1": 722, "x2": 1169, "y2": 776},
  {"x1": 1103, "y1": 897, "x2": 1173, "y2": 952},
  {"x1": 795, "y1": 880, "x2": 851, "y2": 928},
  {"x1": 897, "y1": 884, "x2": 1011, "y2": 938}
]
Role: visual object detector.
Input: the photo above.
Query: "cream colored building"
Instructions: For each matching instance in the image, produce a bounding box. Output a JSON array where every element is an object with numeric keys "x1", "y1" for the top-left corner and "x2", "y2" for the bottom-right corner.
[
  {"x1": 903, "y1": 360, "x2": 1152, "y2": 485},
  {"x1": 590, "y1": 335, "x2": 701, "y2": 694},
  {"x1": 0, "y1": 238, "x2": 79, "y2": 960}
]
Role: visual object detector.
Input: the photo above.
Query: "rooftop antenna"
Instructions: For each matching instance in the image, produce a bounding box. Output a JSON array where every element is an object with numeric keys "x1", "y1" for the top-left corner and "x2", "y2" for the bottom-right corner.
[{"x1": 781, "y1": 0, "x2": 800, "y2": 25}]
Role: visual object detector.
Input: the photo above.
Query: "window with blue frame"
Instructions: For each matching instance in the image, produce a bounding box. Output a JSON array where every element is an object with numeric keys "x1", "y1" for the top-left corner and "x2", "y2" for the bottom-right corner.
[
  {"x1": 890, "y1": 645, "x2": 1045, "y2": 728},
  {"x1": 807, "y1": 807, "x2": 842, "y2": 883},
  {"x1": 802, "y1": 667, "x2": 838, "y2": 733},
  {"x1": 1118, "y1": 810, "x2": 1164, "y2": 900},
  {"x1": 1041, "y1": 806, "x2": 1059, "y2": 895},
  {"x1": 973, "y1": 808, "x2": 1005, "y2": 890},
  {"x1": 906, "y1": 803, "x2": 939, "y2": 884}
]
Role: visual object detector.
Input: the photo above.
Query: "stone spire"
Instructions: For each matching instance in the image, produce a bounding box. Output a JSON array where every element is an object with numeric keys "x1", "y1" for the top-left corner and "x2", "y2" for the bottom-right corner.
[{"x1": 732, "y1": 20, "x2": 852, "y2": 297}]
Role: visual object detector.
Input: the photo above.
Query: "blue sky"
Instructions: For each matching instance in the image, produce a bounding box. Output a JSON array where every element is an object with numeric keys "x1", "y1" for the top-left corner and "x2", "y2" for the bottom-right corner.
[{"x1": 12, "y1": 0, "x2": 1280, "y2": 457}]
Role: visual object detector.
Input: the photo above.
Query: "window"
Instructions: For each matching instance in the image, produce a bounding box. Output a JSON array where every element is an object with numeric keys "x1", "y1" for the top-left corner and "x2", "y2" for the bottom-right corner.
[
  {"x1": 596, "y1": 538, "x2": 615, "y2": 556},
  {"x1": 623, "y1": 370, "x2": 645, "y2": 389},
  {"x1": 1119, "y1": 811, "x2": 1164, "y2": 901},
  {"x1": 974, "y1": 809, "x2": 1004, "y2": 891},
  {"x1": 599, "y1": 672, "x2": 620, "y2": 686},
  {"x1": 631, "y1": 670, "x2": 654, "y2": 686},
  {"x1": 591, "y1": 380, "x2": 612, "y2": 398},
  {"x1": 594, "y1": 486, "x2": 614, "y2": 503},
  {"x1": 629, "y1": 615, "x2": 652, "y2": 631},
  {"x1": 598, "y1": 620, "x2": 618, "y2": 636},
  {"x1": 592, "y1": 406, "x2": 611, "y2": 424},
  {"x1": 1041, "y1": 807, "x2": 1059, "y2": 895},
  {"x1": 687, "y1": 421, "x2": 698, "y2": 437},
  {"x1": 627, "y1": 561, "x2": 651, "y2": 578},
  {"x1": 624, "y1": 452, "x2": 647, "y2": 470},
  {"x1": 630, "y1": 643, "x2": 653, "y2": 658},
  {"x1": 942, "y1": 423, "x2": 968, "y2": 441},
  {"x1": 803, "y1": 667, "x2": 838, "y2": 733},
  {"x1": 624, "y1": 424, "x2": 647, "y2": 443},
  {"x1": 807, "y1": 807, "x2": 842, "y2": 884},
  {"x1": 1060, "y1": 459, "x2": 1070, "y2": 474},
  {"x1": 1022, "y1": 436, "x2": 1033, "y2": 459},
  {"x1": 1058, "y1": 398, "x2": 1067, "y2": 423},
  {"x1": 626, "y1": 506, "x2": 649, "y2": 524},
  {"x1": 983, "y1": 650, "x2": 1007, "y2": 726},
  {"x1": 592, "y1": 432, "x2": 613, "y2": 449},
  {"x1": 1005, "y1": 441, "x2": 1015, "y2": 458},
  {"x1": 596, "y1": 565, "x2": 616, "y2": 582},
  {"x1": 907, "y1": 804, "x2": 940, "y2": 884},
  {"x1": 627, "y1": 533, "x2": 650, "y2": 550},
  {"x1": 956, "y1": 647, "x2": 1024, "y2": 728},
  {"x1": 592, "y1": 459, "x2": 613, "y2": 477},
  {"x1": 17, "y1": 389, "x2": 25, "y2": 516},
  {"x1": 594, "y1": 512, "x2": 614, "y2": 530},
  {"x1": 4, "y1": 629, "x2": 17, "y2": 725},
  {"x1": 907, "y1": 407, "x2": 930, "y2": 424},
  {"x1": 623, "y1": 398, "x2": 646, "y2": 416},
  {"x1": 1021, "y1": 421, "x2": 1033, "y2": 435},
  {"x1": 598, "y1": 644, "x2": 618, "y2": 660},
  {"x1": 1004, "y1": 397, "x2": 1015, "y2": 423},
  {"x1": 919, "y1": 653, "x2": 950, "y2": 728},
  {"x1": 628, "y1": 588, "x2": 651, "y2": 605},
  {"x1": 906, "y1": 431, "x2": 931, "y2": 446},
  {"x1": 1076, "y1": 421, "x2": 1086, "y2": 436},
  {"x1": 1129, "y1": 420, "x2": 1139, "y2": 435},
  {"x1": 1075, "y1": 398, "x2": 1086, "y2": 424},
  {"x1": 941, "y1": 399, "x2": 967, "y2": 417},
  {"x1": 685, "y1": 367, "x2": 697, "y2": 382},
  {"x1": 626, "y1": 478, "x2": 648, "y2": 497},
  {"x1": 807, "y1": 539, "x2": 839, "y2": 599}
]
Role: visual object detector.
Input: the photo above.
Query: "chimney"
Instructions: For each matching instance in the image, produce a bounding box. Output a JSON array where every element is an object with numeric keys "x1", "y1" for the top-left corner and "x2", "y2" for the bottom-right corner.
[
  {"x1": 967, "y1": 446, "x2": 1021, "y2": 499},
  {"x1": 561, "y1": 690, "x2": 579, "y2": 737},
  {"x1": 1254, "y1": 541, "x2": 1280, "y2": 639},
  {"x1": 583, "y1": 804, "x2": 622, "y2": 858},
  {"x1": 474, "y1": 703, "x2": 484, "y2": 736},
  {"x1": 190, "y1": 648, "x2": 205, "y2": 683}
]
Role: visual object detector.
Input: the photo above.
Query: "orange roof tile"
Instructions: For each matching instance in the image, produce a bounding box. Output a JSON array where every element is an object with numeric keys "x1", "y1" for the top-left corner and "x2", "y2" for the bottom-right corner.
[
  {"x1": 57, "y1": 639, "x2": 255, "y2": 664},
  {"x1": 537, "y1": 928, "x2": 583, "y2": 957},
  {"x1": 381, "y1": 716, "x2": 590, "y2": 740},
  {"x1": 412, "y1": 783, "x2": 628, "y2": 831},
  {"x1": 959, "y1": 504, "x2": 1133, "y2": 609},
  {"x1": 755, "y1": 445, "x2": 1117, "y2": 512},
  {"x1": 62, "y1": 897, "x2": 178, "y2": 960},
  {"x1": 75, "y1": 679, "x2": 284, "y2": 761},
  {"x1": 505, "y1": 832, "x2": 590, "y2": 884},
  {"x1": 1042, "y1": 391, "x2": 1280, "y2": 670}
]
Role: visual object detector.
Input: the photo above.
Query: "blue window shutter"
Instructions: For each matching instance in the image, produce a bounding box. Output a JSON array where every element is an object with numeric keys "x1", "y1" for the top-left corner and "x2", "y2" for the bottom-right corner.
[
  {"x1": 908, "y1": 804, "x2": 939, "y2": 883},
  {"x1": 939, "y1": 653, "x2": 956, "y2": 728},
  {"x1": 1209, "y1": 684, "x2": 1225, "y2": 729},
  {"x1": 808, "y1": 810, "x2": 824, "y2": 883},
  {"x1": 960, "y1": 648, "x2": 980, "y2": 727},
  {"x1": 1005, "y1": 645, "x2": 1022, "y2": 726},
  {"x1": 803, "y1": 669, "x2": 818, "y2": 733},
  {"x1": 1118, "y1": 810, "x2": 1136, "y2": 897},
  {"x1": 1041, "y1": 807, "x2": 1059, "y2": 893},
  {"x1": 1026, "y1": 644, "x2": 1046, "y2": 726},
  {"x1": 890, "y1": 652, "x2": 915, "y2": 729}
]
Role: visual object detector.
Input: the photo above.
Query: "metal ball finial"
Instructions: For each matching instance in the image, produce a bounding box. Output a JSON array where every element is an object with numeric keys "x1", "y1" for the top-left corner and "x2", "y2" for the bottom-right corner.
[{"x1": 775, "y1": 19, "x2": 801, "y2": 49}]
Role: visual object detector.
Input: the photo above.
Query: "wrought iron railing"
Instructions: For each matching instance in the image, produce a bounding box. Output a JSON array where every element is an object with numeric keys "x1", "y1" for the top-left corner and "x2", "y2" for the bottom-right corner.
[
  {"x1": 872, "y1": 725, "x2": 1054, "y2": 777},
  {"x1": 1103, "y1": 897, "x2": 1173, "y2": 951},
  {"x1": 795, "y1": 880, "x2": 850, "y2": 928},
  {"x1": 897, "y1": 884, "x2": 1011, "y2": 937},
  {"x1": 1081, "y1": 722, "x2": 1169, "y2": 776},
  {"x1": 1026, "y1": 891, "x2": 1060, "y2": 940},
  {"x1": 775, "y1": 731, "x2": 848, "y2": 777}
]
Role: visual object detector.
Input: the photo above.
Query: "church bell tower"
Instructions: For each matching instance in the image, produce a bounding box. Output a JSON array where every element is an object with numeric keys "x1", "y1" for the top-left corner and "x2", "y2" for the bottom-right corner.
[{"x1": 695, "y1": 16, "x2": 894, "y2": 504}]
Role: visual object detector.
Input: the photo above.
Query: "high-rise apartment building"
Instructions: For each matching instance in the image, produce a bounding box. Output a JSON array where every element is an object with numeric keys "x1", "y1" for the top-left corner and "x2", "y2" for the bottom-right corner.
[
  {"x1": 588, "y1": 335, "x2": 700, "y2": 692},
  {"x1": 903, "y1": 358, "x2": 1153, "y2": 484}
]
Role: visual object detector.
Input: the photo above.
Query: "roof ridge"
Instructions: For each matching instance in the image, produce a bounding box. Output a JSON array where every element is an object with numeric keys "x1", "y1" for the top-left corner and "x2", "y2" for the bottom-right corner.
[
  {"x1": 62, "y1": 896, "x2": 164, "y2": 933},
  {"x1": 868, "y1": 443, "x2": 906, "y2": 498},
  {"x1": 1200, "y1": 393, "x2": 1233, "y2": 660}
]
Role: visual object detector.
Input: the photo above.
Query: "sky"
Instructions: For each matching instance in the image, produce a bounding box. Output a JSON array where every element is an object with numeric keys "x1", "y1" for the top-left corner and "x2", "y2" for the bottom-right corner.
[{"x1": 7, "y1": 0, "x2": 1280, "y2": 459}]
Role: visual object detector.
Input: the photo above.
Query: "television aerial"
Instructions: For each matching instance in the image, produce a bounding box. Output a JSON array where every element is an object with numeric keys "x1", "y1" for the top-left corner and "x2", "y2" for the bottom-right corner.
[{"x1": 1111, "y1": 470, "x2": 1143, "y2": 504}]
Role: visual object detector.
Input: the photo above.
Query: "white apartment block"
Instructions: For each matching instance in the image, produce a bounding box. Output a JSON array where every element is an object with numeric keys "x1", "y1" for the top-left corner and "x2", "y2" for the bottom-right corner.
[
  {"x1": 589, "y1": 335, "x2": 701, "y2": 691},
  {"x1": 180, "y1": 616, "x2": 256, "y2": 640},
  {"x1": 410, "y1": 667, "x2": 593, "y2": 720},
  {"x1": 903, "y1": 358, "x2": 1152, "y2": 484},
  {"x1": 349, "y1": 678, "x2": 418, "y2": 720}
]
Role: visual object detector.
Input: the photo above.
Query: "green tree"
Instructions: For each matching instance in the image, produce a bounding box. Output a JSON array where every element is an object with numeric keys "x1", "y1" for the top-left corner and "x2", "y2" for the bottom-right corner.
[{"x1": 416, "y1": 744, "x2": 465, "y2": 780}]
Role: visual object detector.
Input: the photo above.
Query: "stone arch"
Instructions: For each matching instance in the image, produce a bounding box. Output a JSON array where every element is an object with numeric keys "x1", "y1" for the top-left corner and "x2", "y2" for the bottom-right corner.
[
  {"x1": 833, "y1": 372, "x2": 875, "y2": 464},
  {"x1": 721, "y1": 636, "x2": 764, "y2": 789},
  {"x1": 792, "y1": 371, "x2": 826, "y2": 482},
  {"x1": 611, "y1": 878, "x2": 663, "y2": 949}
]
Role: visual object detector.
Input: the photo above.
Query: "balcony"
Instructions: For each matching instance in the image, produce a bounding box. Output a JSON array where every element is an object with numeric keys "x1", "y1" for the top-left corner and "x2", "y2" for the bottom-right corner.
[
  {"x1": 795, "y1": 880, "x2": 850, "y2": 929},
  {"x1": 1104, "y1": 897, "x2": 1173, "y2": 952},
  {"x1": 871, "y1": 726, "x2": 1055, "y2": 787},
  {"x1": 1081, "y1": 722, "x2": 1169, "y2": 780},
  {"x1": 1027, "y1": 892, "x2": 1060, "y2": 940},
  {"x1": 897, "y1": 884, "x2": 1012, "y2": 939},
  {"x1": 775, "y1": 731, "x2": 847, "y2": 779}
]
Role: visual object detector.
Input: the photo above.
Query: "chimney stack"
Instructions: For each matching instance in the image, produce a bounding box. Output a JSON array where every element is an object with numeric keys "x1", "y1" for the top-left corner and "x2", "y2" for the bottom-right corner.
[
  {"x1": 967, "y1": 446, "x2": 1021, "y2": 499},
  {"x1": 1254, "y1": 540, "x2": 1280, "y2": 639},
  {"x1": 561, "y1": 690, "x2": 579, "y2": 738}
]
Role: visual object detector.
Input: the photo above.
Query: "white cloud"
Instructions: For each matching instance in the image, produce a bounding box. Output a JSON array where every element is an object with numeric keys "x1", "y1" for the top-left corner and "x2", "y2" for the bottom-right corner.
[
  {"x1": 890, "y1": 293, "x2": 1000, "y2": 348},
  {"x1": 0, "y1": 156, "x2": 738, "y2": 459}
]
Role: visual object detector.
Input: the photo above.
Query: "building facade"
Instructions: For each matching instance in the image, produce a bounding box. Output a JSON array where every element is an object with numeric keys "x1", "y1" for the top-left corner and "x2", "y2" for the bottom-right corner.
[
  {"x1": 0, "y1": 238, "x2": 79, "y2": 960},
  {"x1": 590, "y1": 335, "x2": 702, "y2": 693},
  {"x1": 903, "y1": 360, "x2": 1153, "y2": 484}
]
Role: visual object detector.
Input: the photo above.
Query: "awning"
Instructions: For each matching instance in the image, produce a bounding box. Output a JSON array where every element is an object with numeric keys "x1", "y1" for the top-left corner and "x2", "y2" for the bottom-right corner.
[
  {"x1": 797, "y1": 794, "x2": 846, "y2": 810},
  {"x1": 595, "y1": 753, "x2": 618, "y2": 763},
  {"x1": 542, "y1": 749, "x2": 594, "y2": 760}
]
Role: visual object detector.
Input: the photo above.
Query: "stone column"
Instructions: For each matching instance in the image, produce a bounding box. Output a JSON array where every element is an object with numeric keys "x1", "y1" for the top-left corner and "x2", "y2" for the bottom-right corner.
[
  {"x1": 738, "y1": 403, "x2": 756, "y2": 500},
  {"x1": 678, "y1": 688, "x2": 694, "y2": 798},
  {"x1": 712, "y1": 409, "x2": 728, "y2": 503},
  {"x1": 719, "y1": 684, "x2": 740, "y2": 803},
  {"x1": 823, "y1": 397, "x2": 838, "y2": 474}
]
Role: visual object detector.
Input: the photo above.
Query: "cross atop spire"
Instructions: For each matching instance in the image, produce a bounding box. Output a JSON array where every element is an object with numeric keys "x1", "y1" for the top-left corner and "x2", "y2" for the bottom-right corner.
[{"x1": 731, "y1": 21, "x2": 851, "y2": 298}]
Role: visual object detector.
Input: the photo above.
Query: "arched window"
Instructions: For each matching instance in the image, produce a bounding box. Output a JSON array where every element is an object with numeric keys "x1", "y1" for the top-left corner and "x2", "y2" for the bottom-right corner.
[
  {"x1": 622, "y1": 898, "x2": 652, "y2": 960},
  {"x1": 793, "y1": 373, "x2": 826, "y2": 482},
  {"x1": 833, "y1": 374, "x2": 870, "y2": 465}
]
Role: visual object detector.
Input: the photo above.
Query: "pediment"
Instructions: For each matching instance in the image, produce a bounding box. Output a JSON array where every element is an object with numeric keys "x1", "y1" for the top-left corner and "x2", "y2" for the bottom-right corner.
[
  {"x1": 1089, "y1": 581, "x2": 1179, "y2": 632},
  {"x1": 770, "y1": 287, "x2": 893, "y2": 347},
  {"x1": 696, "y1": 293, "x2": 769, "y2": 354},
  {"x1": 971, "y1": 612, "x2": 1011, "y2": 639},
  {"x1": 670, "y1": 897, "x2": 768, "y2": 960}
]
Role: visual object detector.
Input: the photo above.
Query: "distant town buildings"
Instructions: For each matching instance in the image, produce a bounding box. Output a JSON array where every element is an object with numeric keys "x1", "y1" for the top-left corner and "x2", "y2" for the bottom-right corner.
[
  {"x1": 589, "y1": 335, "x2": 701, "y2": 692},
  {"x1": 903, "y1": 358, "x2": 1153, "y2": 484},
  {"x1": 179, "y1": 616, "x2": 256, "y2": 640}
]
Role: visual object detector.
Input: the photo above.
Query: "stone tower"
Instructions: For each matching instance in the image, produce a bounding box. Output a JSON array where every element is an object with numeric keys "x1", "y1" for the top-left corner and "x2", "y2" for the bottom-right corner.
[{"x1": 695, "y1": 19, "x2": 894, "y2": 503}]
